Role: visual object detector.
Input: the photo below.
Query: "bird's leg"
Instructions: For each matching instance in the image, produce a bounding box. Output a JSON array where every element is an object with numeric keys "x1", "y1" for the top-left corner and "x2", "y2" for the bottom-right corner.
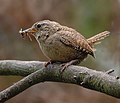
[
  {"x1": 60, "y1": 54, "x2": 88, "y2": 72},
  {"x1": 60, "y1": 59, "x2": 80, "y2": 72},
  {"x1": 44, "y1": 60, "x2": 57, "y2": 67}
]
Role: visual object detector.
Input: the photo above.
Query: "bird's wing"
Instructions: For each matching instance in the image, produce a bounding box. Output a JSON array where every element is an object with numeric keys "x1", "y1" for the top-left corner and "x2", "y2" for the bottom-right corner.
[{"x1": 55, "y1": 30, "x2": 95, "y2": 57}]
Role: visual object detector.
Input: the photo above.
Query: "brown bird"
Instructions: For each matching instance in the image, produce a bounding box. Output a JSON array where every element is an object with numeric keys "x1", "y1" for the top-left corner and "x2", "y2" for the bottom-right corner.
[{"x1": 19, "y1": 20, "x2": 110, "y2": 71}]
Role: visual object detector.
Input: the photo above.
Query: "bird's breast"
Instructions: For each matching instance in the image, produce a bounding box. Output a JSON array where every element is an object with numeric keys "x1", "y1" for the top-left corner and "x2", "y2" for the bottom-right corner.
[{"x1": 38, "y1": 37, "x2": 87, "y2": 62}]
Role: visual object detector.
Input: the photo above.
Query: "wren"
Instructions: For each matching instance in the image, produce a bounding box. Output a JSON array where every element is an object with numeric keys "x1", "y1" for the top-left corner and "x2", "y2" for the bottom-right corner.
[{"x1": 19, "y1": 20, "x2": 110, "y2": 71}]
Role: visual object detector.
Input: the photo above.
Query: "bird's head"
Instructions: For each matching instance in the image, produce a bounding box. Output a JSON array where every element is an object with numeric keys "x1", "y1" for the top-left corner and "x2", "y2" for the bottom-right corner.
[{"x1": 19, "y1": 20, "x2": 61, "y2": 42}]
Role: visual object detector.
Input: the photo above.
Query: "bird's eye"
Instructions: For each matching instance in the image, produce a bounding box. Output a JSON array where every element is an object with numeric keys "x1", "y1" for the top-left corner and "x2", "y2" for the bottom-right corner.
[{"x1": 36, "y1": 24, "x2": 41, "y2": 28}]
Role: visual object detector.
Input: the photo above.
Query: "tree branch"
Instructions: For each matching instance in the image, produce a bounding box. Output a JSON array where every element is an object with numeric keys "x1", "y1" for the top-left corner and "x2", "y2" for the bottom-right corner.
[
  {"x1": 0, "y1": 60, "x2": 43, "y2": 76},
  {"x1": 0, "y1": 60, "x2": 120, "y2": 102}
]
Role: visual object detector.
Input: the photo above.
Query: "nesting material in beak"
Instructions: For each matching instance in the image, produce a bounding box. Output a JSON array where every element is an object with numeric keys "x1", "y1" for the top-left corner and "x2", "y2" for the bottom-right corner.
[{"x1": 19, "y1": 28, "x2": 37, "y2": 41}]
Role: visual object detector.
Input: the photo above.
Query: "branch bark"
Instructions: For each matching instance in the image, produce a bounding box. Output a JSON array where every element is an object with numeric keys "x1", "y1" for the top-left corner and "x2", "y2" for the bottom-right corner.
[{"x1": 0, "y1": 60, "x2": 120, "y2": 102}]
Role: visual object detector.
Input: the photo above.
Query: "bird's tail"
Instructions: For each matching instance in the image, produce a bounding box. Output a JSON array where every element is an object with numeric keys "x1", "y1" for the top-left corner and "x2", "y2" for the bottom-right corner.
[{"x1": 87, "y1": 31, "x2": 110, "y2": 46}]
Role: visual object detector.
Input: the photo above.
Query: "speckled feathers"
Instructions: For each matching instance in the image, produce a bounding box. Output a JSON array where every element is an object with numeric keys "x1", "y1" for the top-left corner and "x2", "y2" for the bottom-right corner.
[{"x1": 19, "y1": 20, "x2": 110, "y2": 63}]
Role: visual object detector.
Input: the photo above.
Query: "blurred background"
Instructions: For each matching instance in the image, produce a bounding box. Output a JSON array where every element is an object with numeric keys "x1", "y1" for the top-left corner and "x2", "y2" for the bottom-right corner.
[{"x1": 0, "y1": 0, "x2": 120, "y2": 103}]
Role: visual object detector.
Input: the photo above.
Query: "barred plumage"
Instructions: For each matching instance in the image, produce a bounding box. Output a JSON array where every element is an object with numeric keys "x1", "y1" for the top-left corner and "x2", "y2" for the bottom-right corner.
[{"x1": 19, "y1": 20, "x2": 110, "y2": 71}]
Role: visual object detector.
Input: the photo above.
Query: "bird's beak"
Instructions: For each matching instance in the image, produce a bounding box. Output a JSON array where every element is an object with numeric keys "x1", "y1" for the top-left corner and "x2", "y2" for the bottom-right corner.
[
  {"x1": 19, "y1": 27, "x2": 38, "y2": 41},
  {"x1": 23, "y1": 27, "x2": 37, "y2": 34}
]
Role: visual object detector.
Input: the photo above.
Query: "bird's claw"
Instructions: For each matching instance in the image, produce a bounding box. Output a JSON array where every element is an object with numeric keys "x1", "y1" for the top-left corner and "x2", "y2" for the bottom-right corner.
[{"x1": 60, "y1": 63, "x2": 70, "y2": 73}]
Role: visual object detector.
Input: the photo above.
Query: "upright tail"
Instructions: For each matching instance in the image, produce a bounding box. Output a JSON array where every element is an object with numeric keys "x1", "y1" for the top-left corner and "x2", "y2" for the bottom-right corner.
[{"x1": 87, "y1": 31, "x2": 110, "y2": 46}]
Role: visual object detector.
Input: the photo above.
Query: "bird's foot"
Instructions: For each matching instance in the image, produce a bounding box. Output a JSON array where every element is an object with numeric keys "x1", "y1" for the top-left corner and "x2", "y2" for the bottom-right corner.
[
  {"x1": 44, "y1": 60, "x2": 56, "y2": 67},
  {"x1": 60, "y1": 59, "x2": 79, "y2": 73},
  {"x1": 60, "y1": 63, "x2": 71, "y2": 73}
]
